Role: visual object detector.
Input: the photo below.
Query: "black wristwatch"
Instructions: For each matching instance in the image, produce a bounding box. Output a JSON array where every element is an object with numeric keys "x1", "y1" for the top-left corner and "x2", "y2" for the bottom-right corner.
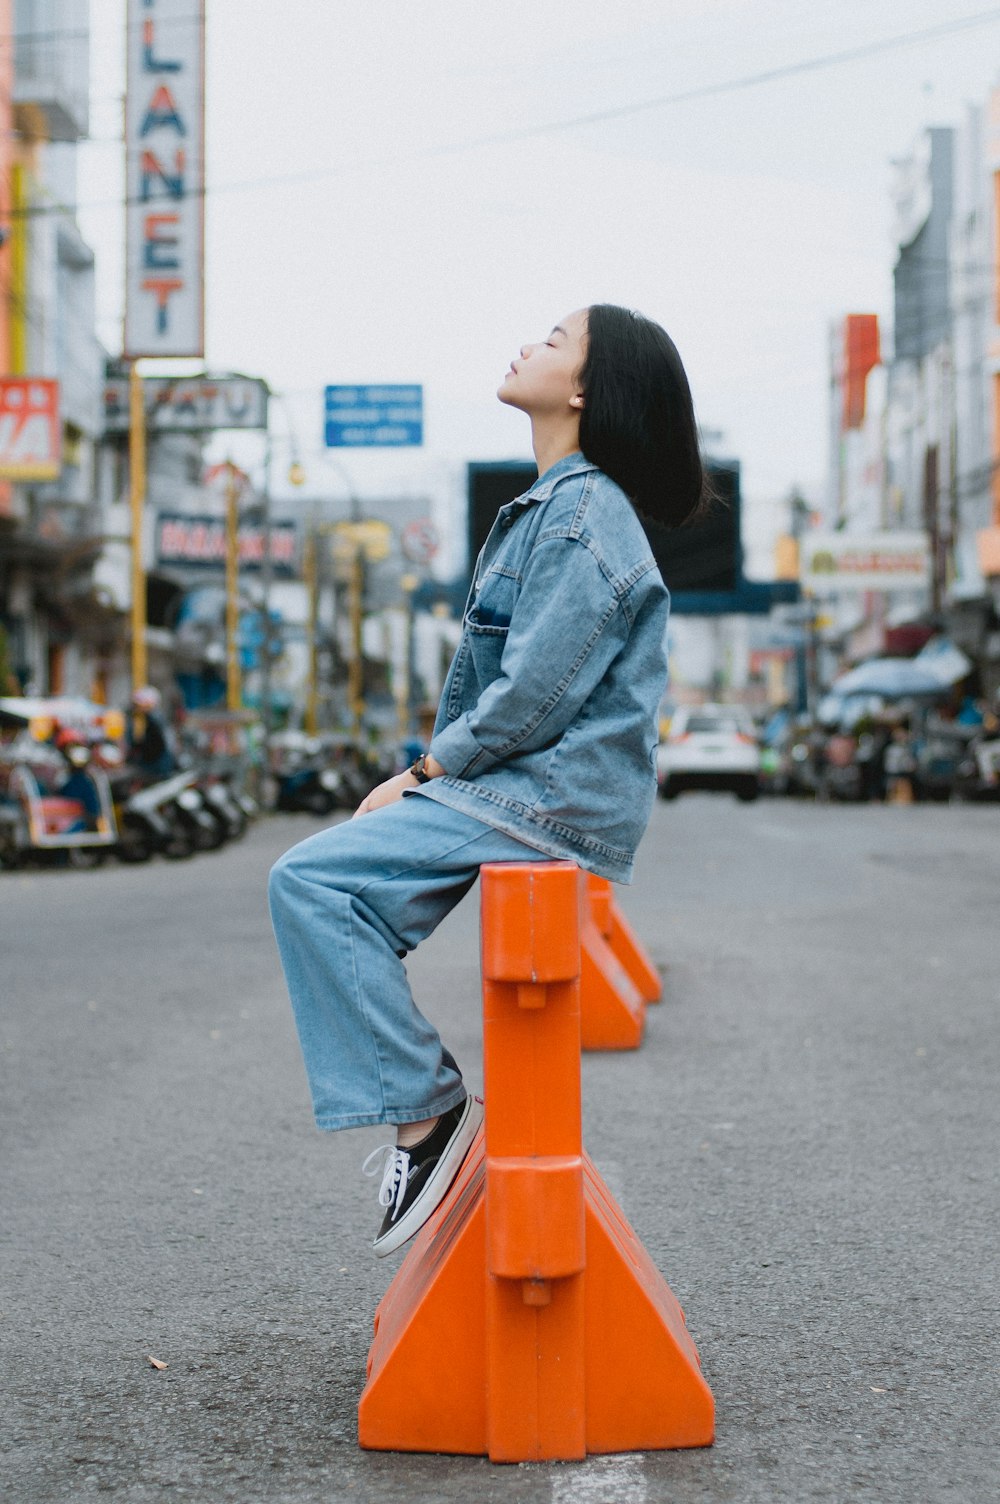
[{"x1": 409, "y1": 753, "x2": 432, "y2": 784}]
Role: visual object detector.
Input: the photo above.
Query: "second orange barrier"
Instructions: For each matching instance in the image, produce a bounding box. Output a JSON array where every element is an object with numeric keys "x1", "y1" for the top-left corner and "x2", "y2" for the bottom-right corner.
[{"x1": 585, "y1": 873, "x2": 663, "y2": 1004}]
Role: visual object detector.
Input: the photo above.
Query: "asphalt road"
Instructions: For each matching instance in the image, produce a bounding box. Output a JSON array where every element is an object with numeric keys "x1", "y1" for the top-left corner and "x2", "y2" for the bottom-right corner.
[{"x1": 2, "y1": 795, "x2": 998, "y2": 1503}]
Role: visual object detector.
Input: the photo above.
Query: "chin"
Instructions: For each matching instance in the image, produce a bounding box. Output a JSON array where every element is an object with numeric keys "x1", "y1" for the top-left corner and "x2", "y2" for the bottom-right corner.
[{"x1": 497, "y1": 383, "x2": 522, "y2": 409}]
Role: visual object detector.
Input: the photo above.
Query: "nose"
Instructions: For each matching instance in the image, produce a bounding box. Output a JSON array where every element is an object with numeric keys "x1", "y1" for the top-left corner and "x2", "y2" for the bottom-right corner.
[{"x1": 520, "y1": 343, "x2": 531, "y2": 358}]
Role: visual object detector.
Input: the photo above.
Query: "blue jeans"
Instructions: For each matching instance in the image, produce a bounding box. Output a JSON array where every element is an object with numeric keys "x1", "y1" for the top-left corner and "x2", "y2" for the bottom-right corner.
[{"x1": 267, "y1": 792, "x2": 546, "y2": 1131}]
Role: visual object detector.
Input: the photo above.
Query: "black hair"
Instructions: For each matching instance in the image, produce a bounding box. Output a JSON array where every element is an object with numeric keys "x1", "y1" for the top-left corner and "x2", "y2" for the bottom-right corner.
[{"x1": 578, "y1": 304, "x2": 707, "y2": 530}]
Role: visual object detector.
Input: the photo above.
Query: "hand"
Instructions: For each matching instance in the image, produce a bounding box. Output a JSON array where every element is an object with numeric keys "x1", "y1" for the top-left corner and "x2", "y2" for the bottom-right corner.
[{"x1": 353, "y1": 770, "x2": 418, "y2": 818}]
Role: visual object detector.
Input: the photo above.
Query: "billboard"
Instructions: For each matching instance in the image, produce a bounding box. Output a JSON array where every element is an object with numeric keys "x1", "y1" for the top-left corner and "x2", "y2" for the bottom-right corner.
[
  {"x1": 0, "y1": 379, "x2": 61, "y2": 479},
  {"x1": 802, "y1": 532, "x2": 930, "y2": 592},
  {"x1": 124, "y1": 0, "x2": 205, "y2": 358},
  {"x1": 840, "y1": 315, "x2": 880, "y2": 431},
  {"x1": 466, "y1": 459, "x2": 741, "y2": 595},
  {"x1": 104, "y1": 375, "x2": 268, "y2": 434}
]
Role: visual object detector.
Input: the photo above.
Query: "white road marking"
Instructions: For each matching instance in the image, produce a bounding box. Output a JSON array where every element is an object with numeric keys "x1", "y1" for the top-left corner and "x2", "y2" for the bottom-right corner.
[{"x1": 550, "y1": 1453, "x2": 648, "y2": 1504}]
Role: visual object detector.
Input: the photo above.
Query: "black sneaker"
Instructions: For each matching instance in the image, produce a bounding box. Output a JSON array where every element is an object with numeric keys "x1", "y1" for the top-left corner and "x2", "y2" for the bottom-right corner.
[{"x1": 362, "y1": 1094, "x2": 484, "y2": 1258}]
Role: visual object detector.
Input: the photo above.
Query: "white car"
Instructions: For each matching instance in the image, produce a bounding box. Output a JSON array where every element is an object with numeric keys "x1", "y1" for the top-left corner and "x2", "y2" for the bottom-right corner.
[{"x1": 657, "y1": 704, "x2": 761, "y2": 801}]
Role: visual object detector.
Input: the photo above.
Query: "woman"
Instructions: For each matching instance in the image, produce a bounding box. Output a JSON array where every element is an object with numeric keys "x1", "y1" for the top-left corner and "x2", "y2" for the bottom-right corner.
[{"x1": 268, "y1": 304, "x2": 705, "y2": 1257}]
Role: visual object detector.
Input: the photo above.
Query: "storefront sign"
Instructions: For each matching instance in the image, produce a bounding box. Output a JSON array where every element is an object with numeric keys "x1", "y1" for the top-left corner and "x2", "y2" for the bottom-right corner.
[
  {"x1": 156, "y1": 514, "x2": 298, "y2": 576},
  {"x1": 124, "y1": 0, "x2": 205, "y2": 357},
  {"x1": 103, "y1": 375, "x2": 269, "y2": 433},
  {"x1": 330, "y1": 519, "x2": 393, "y2": 563},
  {"x1": 0, "y1": 379, "x2": 61, "y2": 479},
  {"x1": 802, "y1": 532, "x2": 930, "y2": 592}
]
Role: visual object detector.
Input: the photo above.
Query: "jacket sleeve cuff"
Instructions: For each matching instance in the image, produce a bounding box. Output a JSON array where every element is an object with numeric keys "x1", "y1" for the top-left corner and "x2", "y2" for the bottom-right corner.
[{"x1": 429, "y1": 716, "x2": 498, "y2": 780}]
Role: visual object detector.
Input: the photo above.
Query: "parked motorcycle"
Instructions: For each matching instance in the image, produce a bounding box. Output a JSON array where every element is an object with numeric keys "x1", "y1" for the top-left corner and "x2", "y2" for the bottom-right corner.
[
  {"x1": 910, "y1": 722, "x2": 974, "y2": 803},
  {"x1": 953, "y1": 726, "x2": 1000, "y2": 802},
  {"x1": 274, "y1": 760, "x2": 344, "y2": 814},
  {"x1": 197, "y1": 773, "x2": 248, "y2": 841},
  {"x1": 268, "y1": 732, "x2": 345, "y2": 814},
  {"x1": 172, "y1": 778, "x2": 225, "y2": 851},
  {"x1": 107, "y1": 768, "x2": 203, "y2": 861}
]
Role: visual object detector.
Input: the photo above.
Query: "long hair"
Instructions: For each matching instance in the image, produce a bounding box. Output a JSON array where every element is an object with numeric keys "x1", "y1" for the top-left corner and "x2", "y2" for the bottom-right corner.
[{"x1": 578, "y1": 304, "x2": 707, "y2": 530}]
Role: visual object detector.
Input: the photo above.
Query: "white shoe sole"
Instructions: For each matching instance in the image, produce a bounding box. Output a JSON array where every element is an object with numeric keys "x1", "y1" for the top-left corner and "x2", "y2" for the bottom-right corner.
[{"x1": 372, "y1": 1095, "x2": 484, "y2": 1258}]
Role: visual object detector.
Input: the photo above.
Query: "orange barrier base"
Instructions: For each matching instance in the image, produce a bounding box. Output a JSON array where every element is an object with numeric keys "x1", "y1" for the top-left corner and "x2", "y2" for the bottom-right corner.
[{"x1": 359, "y1": 1134, "x2": 714, "y2": 1459}]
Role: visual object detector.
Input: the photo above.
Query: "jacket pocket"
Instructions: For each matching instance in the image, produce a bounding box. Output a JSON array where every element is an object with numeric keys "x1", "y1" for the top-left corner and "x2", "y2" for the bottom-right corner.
[
  {"x1": 469, "y1": 563, "x2": 520, "y2": 629},
  {"x1": 464, "y1": 613, "x2": 510, "y2": 690}
]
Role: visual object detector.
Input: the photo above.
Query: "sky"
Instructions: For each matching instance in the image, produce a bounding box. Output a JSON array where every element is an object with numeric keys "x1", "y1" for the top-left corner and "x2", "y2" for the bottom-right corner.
[{"x1": 77, "y1": 0, "x2": 1000, "y2": 575}]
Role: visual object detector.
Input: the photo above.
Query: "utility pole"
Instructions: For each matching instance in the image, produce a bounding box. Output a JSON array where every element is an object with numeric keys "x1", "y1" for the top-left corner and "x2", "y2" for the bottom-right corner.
[
  {"x1": 330, "y1": 519, "x2": 391, "y2": 739},
  {"x1": 224, "y1": 461, "x2": 242, "y2": 711},
  {"x1": 787, "y1": 489, "x2": 813, "y2": 715},
  {"x1": 397, "y1": 572, "x2": 419, "y2": 740},
  {"x1": 303, "y1": 525, "x2": 319, "y2": 736},
  {"x1": 259, "y1": 430, "x2": 274, "y2": 747},
  {"x1": 349, "y1": 544, "x2": 364, "y2": 737},
  {"x1": 128, "y1": 363, "x2": 147, "y2": 699}
]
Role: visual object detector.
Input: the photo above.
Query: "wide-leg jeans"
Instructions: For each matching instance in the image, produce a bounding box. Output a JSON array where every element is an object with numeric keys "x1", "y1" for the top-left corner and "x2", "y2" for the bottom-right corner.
[{"x1": 267, "y1": 792, "x2": 546, "y2": 1131}]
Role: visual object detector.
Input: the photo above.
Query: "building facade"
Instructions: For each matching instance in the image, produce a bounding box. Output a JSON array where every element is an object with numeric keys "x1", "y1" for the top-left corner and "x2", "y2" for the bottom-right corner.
[
  {"x1": 0, "y1": 0, "x2": 109, "y2": 699},
  {"x1": 820, "y1": 106, "x2": 1000, "y2": 699}
]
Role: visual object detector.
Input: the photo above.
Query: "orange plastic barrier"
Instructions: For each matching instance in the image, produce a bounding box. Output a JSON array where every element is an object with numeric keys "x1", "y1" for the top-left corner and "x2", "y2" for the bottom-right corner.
[
  {"x1": 585, "y1": 873, "x2": 663, "y2": 1003},
  {"x1": 579, "y1": 872, "x2": 648, "y2": 1050},
  {"x1": 358, "y1": 861, "x2": 714, "y2": 1461}
]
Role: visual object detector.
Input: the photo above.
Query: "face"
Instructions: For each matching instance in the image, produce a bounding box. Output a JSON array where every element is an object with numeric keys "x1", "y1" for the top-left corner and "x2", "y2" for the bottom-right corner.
[{"x1": 497, "y1": 308, "x2": 588, "y2": 417}]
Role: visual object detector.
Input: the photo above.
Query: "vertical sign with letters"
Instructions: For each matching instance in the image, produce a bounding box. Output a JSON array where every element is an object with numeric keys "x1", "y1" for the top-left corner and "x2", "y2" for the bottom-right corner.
[{"x1": 124, "y1": 0, "x2": 205, "y2": 357}]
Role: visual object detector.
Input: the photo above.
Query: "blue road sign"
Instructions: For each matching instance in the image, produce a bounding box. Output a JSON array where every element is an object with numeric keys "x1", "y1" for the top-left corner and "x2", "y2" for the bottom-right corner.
[{"x1": 324, "y1": 384, "x2": 423, "y2": 447}]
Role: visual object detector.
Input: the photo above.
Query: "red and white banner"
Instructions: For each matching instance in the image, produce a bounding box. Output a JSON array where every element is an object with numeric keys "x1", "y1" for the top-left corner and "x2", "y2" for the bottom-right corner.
[
  {"x1": 0, "y1": 378, "x2": 61, "y2": 479},
  {"x1": 156, "y1": 514, "x2": 299, "y2": 576},
  {"x1": 124, "y1": 0, "x2": 205, "y2": 358}
]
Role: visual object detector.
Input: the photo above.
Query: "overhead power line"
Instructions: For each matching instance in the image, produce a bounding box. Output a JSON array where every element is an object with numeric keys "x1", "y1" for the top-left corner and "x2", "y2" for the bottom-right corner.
[
  {"x1": 485, "y1": 6, "x2": 1000, "y2": 139},
  {"x1": 5, "y1": 7, "x2": 1000, "y2": 226}
]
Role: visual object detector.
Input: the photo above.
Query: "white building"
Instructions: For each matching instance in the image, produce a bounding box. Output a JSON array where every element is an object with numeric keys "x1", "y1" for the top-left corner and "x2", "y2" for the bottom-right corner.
[{"x1": 0, "y1": 0, "x2": 107, "y2": 698}]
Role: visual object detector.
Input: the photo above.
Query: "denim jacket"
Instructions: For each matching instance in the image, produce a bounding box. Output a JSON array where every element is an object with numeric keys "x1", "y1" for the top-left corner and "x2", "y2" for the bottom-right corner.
[{"x1": 412, "y1": 452, "x2": 670, "y2": 882}]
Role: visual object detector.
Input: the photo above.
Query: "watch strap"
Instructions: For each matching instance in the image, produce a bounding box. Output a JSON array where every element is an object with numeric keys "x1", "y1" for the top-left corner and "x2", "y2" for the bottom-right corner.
[{"x1": 409, "y1": 753, "x2": 432, "y2": 784}]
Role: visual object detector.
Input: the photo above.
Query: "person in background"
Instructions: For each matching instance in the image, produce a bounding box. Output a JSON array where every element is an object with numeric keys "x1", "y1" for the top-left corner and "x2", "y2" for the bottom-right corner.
[
  {"x1": 854, "y1": 709, "x2": 892, "y2": 803},
  {"x1": 53, "y1": 729, "x2": 101, "y2": 831},
  {"x1": 884, "y1": 717, "x2": 916, "y2": 803},
  {"x1": 126, "y1": 686, "x2": 177, "y2": 779}
]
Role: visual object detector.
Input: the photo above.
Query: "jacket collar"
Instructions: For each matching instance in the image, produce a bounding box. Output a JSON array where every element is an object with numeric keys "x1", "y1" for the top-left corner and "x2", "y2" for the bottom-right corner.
[{"x1": 500, "y1": 452, "x2": 597, "y2": 517}]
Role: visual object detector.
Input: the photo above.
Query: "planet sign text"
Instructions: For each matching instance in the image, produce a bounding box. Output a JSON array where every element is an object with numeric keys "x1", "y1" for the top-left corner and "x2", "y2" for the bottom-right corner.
[{"x1": 124, "y1": 0, "x2": 205, "y2": 358}]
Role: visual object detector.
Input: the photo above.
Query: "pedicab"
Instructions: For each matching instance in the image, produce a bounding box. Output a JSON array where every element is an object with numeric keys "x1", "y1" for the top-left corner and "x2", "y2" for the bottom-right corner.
[{"x1": 0, "y1": 697, "x2": 124, "y2": 869}]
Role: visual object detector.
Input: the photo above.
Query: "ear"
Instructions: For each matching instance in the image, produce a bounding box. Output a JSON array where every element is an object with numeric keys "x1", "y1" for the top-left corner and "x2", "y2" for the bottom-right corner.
[{"x1": 570, "y1": 394, "x2": 585, "y2": 409}]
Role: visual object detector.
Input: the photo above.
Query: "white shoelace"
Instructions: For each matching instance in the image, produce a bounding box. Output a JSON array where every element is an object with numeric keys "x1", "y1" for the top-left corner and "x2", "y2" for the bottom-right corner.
[{"x1": 361, "y1": 1143, "x2": 411, "y2": 1221}]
